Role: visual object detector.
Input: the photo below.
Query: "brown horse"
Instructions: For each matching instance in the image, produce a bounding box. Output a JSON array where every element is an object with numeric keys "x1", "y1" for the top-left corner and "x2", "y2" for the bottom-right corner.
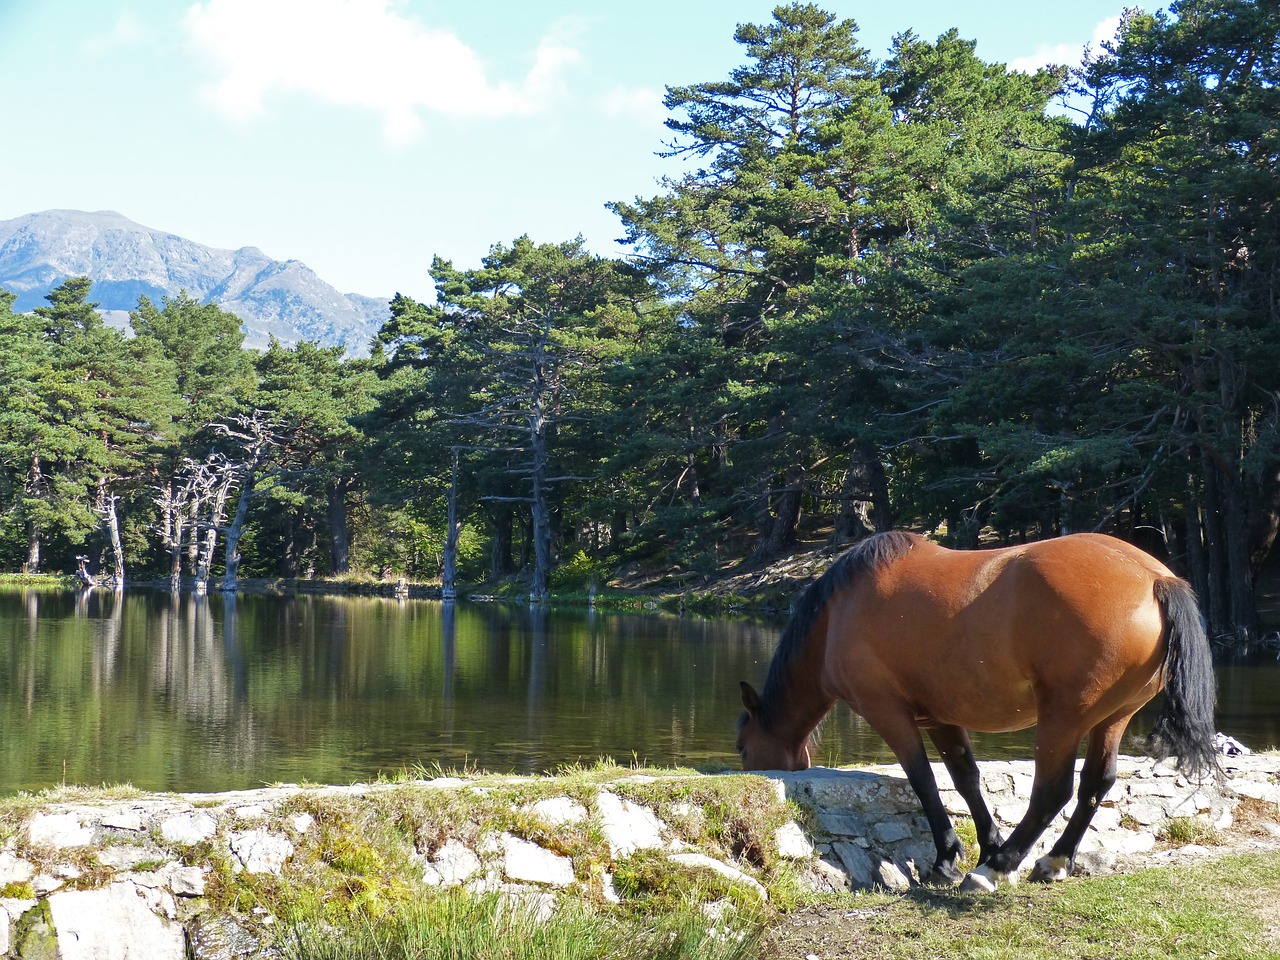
[{"x1": 737, "y1": 531, "x2": 1218, "y2": 891}]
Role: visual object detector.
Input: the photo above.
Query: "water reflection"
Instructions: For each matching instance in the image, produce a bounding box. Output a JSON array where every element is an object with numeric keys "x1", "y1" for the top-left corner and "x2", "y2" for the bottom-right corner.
[{"x1": 0, "y1": 589, "x2": 1276, "y2": 795}]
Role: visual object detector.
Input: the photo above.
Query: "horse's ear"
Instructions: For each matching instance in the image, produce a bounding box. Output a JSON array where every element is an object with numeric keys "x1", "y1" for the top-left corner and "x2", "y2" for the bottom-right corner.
[{"x1": 740, "y1": 681, "x2": 760, "y2": 713}]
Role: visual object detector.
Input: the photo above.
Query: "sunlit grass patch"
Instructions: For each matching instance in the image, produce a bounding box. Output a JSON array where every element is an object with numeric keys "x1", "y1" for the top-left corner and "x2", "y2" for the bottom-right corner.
[{"x1": 280, "y1": 889, "x2": 760, "y2": 960}]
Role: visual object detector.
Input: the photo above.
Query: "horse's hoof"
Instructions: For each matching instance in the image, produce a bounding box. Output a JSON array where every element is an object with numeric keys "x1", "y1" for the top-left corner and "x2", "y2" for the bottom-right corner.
[
  {"x1": 1029, "y1": 854, "x2": 1070, "y2": 883},
  {"x1": 924, "y1": 861, "x2": 964, "y2": 887},
  {"x1": 960, "y1": 864, "x2": 1017, "y2": 892}
]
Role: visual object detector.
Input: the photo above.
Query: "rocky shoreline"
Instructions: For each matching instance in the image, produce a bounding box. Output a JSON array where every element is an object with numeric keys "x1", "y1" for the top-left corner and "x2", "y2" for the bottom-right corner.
[{"x1": 0, "y1": 753, "x2": 1275, "y2": 959}]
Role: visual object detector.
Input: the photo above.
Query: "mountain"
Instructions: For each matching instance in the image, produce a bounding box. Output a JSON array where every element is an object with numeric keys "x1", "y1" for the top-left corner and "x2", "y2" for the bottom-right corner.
[{"x1": 0, "y1": 210, "x2": 390, "y2": 354}]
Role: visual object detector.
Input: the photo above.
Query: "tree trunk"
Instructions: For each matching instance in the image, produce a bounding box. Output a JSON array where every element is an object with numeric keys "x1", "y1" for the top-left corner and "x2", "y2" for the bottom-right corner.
[
  {"x1": 222, "y1": 469, "x2": 255, "y2": 593},
  {"x1": 103, "y1": 495, "x2": 125, "y2": 584},
  {"x1": 491, "y1": 507, "x2": 514, "y2": 581},
  {"x1": 281, "y1": 511, "x2": 301, "y2": 578},
  {"x1": 528, "y1": 333, "x2": 552, "y2": 604},
  {"x1": 442, "y1": 449, "x2": 460, "y2": 602},
  {"x1": 530, "y1": 442, "x2": 552, "y2": 603},
  {"x1": 755, "y1": 468, "x2": 804, "y2": 563},
  {"x1": 196, "y1": 473, "x2": 236, "y2": 593},
  {"x1": 1201, "y1": 453, "x2": 1228, "y2": 636},
  {"x1": 834, "y1": 441, "x2": 891, "y2": 541},
  {"x1": 610, "y1": 510, "x2": 627, "y2": 552},
  {"x1": 327, "y1": 480, "x2": 350, "y2": 574},
  {"x1": 1184, "y1": 477, "x2": 1208, "y2": 604},
  {"x1": 1219, "y1": 459, "x2": 1260, "y2": 645},
  {"x1": 23, "y1": 520, "x2": 40, "y2": 576},
  {"x1": 22, "y1": 456, "x2": 42, "y2": 575}
]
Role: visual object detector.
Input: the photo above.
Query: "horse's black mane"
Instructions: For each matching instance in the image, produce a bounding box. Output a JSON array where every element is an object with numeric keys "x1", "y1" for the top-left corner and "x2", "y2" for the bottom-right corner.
[{"x1": 756, "y1": 530, "x2": 919, "y2": 732}]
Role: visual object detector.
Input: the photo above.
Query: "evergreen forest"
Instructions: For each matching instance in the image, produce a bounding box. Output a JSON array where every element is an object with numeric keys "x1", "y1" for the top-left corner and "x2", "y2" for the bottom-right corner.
[{"x1": 2, "y1": 1, "x2": 1278, "y2": 645}]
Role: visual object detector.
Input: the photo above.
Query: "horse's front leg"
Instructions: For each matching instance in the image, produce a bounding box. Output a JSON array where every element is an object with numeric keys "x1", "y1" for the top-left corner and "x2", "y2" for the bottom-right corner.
[
  {"x1": 927, "y1": 725, "x2": 1003, "y2": 864},
  {"x1": 869, "y1": 710, "x2": 966, "y2": 886}
]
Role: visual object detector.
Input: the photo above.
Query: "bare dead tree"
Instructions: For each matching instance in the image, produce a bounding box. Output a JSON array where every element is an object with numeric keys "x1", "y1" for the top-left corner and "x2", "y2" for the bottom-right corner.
[{"x1": 211, "y1": 412, "x2": 285, "y2": 593}]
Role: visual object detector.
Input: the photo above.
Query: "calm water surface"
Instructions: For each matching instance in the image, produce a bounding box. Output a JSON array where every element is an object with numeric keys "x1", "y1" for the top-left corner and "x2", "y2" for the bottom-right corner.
[{"x1": 1, "y1": 588, "x2": 1276, "y2": 794}]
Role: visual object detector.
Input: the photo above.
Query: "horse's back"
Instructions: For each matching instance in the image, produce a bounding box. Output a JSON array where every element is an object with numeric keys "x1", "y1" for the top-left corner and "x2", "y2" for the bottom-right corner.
[{"x1": 823, "y1": 533, "x2": 1171, "y2": 733}]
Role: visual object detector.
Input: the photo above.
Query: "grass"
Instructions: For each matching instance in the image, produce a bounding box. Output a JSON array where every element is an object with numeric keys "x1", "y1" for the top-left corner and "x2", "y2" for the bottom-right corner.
[
  {"x1": 281, "y1": 890, "x2": 759, "y2": 960},
  {"x1": 760, "y1": 851, "x2": 1280, "y2": 960}
]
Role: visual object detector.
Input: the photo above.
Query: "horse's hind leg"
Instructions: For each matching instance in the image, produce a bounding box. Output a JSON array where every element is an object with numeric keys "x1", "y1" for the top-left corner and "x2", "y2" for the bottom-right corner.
[
  {"x1": 1029, "y1": 713, "x2": 1131, "y2": 882},
  {"x1": 962, "y1": 723, "x2": 1079, "y2": 891},
  {"x1": 927, "y1": 725, "x2": 1003, "y2": 864}
]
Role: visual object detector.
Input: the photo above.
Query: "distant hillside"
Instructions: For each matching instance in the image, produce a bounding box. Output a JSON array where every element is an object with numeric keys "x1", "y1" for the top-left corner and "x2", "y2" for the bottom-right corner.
[{"x1": 0, "y1": 210, "x2": 389, "y2": 354}]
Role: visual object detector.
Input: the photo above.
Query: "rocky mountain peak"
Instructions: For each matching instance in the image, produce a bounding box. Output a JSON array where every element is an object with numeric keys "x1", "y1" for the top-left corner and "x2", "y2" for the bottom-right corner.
[{"x1": 0, "y1": 210, "x2": 388, "y2": 354}]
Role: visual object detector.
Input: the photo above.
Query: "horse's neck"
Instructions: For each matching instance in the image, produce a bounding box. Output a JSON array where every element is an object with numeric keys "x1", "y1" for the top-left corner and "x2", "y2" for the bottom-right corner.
[{"x1": 769, "y1": 647, "x2": 834, "y2": 745}]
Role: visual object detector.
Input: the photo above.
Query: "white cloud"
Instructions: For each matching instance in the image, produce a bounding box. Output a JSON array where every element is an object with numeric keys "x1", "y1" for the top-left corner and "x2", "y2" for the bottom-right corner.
[
  {"x1": 184, "y1": 0, "x2": 580, "y2": 144},
  {"x1": 1008, "y1": 16, "x2": 1121, "y2": 74},
  {"x1": 82, "y1": 10, "x2": 145, "y2": 55}
]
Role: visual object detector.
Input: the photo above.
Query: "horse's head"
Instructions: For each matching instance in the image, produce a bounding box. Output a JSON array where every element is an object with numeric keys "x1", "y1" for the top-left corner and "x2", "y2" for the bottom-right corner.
[{"x1": 736, "y1": 681, "x2": 812, "y2": 771}]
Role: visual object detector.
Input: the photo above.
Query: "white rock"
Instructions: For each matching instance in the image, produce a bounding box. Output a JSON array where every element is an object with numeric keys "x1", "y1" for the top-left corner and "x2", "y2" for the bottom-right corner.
[
  {"x1": 596, "y1": 792, "x2": 666, "y2": 857},
  {"x1": 289, "y1": 813, "x2": 315, "y2": 834},
  {"x1": 229, "y1": 830, "x2": 294, "y2": 875},
  {"x1": 0, "y1": 852, "x2": 34, "y2": 886},
  {"x1": 876, "y1": 859, "x2": 912, "y2": 893},
  {"x1": 531, "y1": 797, "x2": 588, "y2": 827},
  {"x1": 160, "y1": 812, "x2": 217, "y2": 845},
  {"x1": 135, "y1": 864, "x2": 207, "y2": 897},
  {"x1": 774, "y1": 822, "x2": 814, "y2": 859},
  {"x1": 101, "y1": 812, "x2": 146, "y2": 832},
  {"x1": 500, "y1": 888, "x2": 557, "y2": 923},
  {"x1": 425, "y1": 839, "x2": 481, "y2": 887},
  {"x1": 47, "y1": 884, "x2": 185, "y2": 960},
  {"x1": 669, "y1": 853, "x2": 768, "y2": 900},
  {"x1": 28, "y1": 813, "x2": 94, "y2": 849},
  {"x1": 97, "y1": 847, "x2": 156, "y2": 870},
  {"x1": 501, "y1": 834, "x2": 575, "y2": 887}
]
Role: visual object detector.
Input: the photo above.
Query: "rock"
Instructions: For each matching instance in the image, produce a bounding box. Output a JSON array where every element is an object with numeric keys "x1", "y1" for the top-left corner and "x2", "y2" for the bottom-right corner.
[
  {"x1": 28, "y1": 813, "x2": 94, "y2": 849},
  {"x1": 101, "y1": 812, "x2": 146, "y2": 832},
  {"x1": 795, "y1": 857, "x2": 849, "y2": 894},
  {"x1": 423, "y1": 839, "x2": 481, "y2": 887},
  {"x1": 531, "y1": 797, "x2": 588, "y2": 827},
  {"x1": 876, "y1": 859, "x2": 912, "y2": 893},
  {"x1": 289, "y1": 813, "x2": 315, "y2": 834},
  {"x1": 98, "y1": 846, "x2": 157, "y2": 870},
  {"x1": 774, "y1": 821, "x2": 814, "y2": 859},
  {"x1": 47, "y1": 884, "x2": 185, "y2": 959},
  {"x1": 500, "y1": 835, "x2": 575, "y2": 887},
  {"x1": 871, "y1": 819, "x2": 914, "y2": 844},
  {"x1": 596, "y1": 792, "x2": 666, "y2": 857},
  {"x1": 815, "y1": 811, "x2": 869, "y2": 837},
  {"x1": 669, "y1": 853, "x2": 768, "y2": 900},
  {"x1": 1125, "y1": 801, "x2": 1167, "y2": 826},
  {"x1": 229, "y1": 831, "x2": 293, "y2": 875},
  {"x1": 831, "y1": 841, "x2": 878, "y2": 889},
  {"x1": 1073, "y1": 850, "x2": 1118, "y2": 876},
  {"x1": 135, "y1": 864, "x2": 207, "y2": 898},
  {"x1": 0, "y1": 852, "x2": 34, "y2": 886},
  {"x1": 160, "y1": 813, "x2": 217, "y2": 845},
  {"x1": 499, "y1": 888, "x2": 557, "y2": 923}
]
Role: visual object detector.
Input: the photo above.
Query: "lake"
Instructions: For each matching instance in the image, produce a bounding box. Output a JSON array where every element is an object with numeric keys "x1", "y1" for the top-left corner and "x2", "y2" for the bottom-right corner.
[{"x1": 1, "y1": 589, "x2": 1276, "y2": 794}]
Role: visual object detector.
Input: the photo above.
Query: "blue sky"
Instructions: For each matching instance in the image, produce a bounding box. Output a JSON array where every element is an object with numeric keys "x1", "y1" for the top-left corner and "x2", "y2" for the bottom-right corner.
[{"x1": 1, "y1": 1, "x2": 1140, "y2": 302}]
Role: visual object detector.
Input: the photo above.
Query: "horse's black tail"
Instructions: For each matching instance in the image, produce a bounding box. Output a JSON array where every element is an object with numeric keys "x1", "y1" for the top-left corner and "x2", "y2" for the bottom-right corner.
[{"x1": 1145, "y1": 577, "x2": 1220, "y2": 780}]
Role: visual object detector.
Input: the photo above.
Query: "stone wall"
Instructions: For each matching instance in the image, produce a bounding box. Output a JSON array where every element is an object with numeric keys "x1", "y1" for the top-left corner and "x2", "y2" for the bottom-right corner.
[{"x1": 0, "y1": 753, "x2": 1275, "y2": 958}]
